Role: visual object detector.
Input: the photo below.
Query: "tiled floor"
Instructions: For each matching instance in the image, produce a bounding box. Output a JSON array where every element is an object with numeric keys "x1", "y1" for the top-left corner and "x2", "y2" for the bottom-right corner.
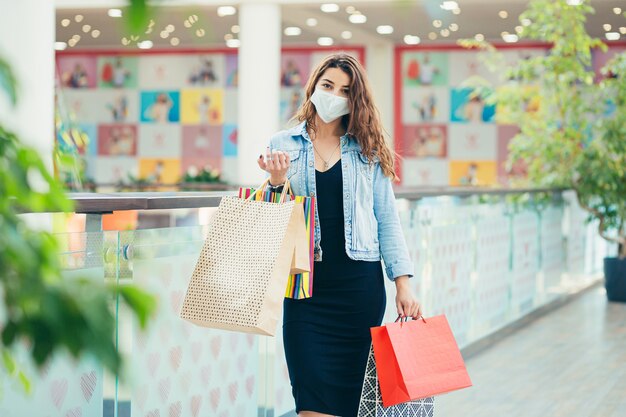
[{"x1": 436, "y1": 286, "x2": 626, "y2": 417}]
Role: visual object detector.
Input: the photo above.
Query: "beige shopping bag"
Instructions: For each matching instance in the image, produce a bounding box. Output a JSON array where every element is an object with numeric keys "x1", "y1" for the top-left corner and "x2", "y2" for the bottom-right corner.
[{"x1": 180, "y1": 178, "x2": 309, "y2": 336}]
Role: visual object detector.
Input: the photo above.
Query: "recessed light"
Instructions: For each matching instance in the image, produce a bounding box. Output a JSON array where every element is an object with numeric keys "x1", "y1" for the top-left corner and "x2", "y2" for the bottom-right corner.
[
  {"x1": 82, "y1": 24, "x2": 91, "y2": 33},
  {"x1": 160, "y1": 31, "x2": 169, "y2": 39},
  {"x1": 503, "y1": 33, "x2": 519, "y2": 43},
  {"x1": 138, "y1": 40, "x2": 153, "y2": 49},
  {"x1": 377, "y1": 25, "x2": 394, "y2": 35},
  {"x1": 605, "y1": 32, "x2": 620, "y2": 41},
  {"x1": 433, "y1": 20, "x2": 442, "y2": 28},
  {"x1": 346, "y1": 6, "x2": 356, "y2": 14},
  {"x1": 68, "y1": 39, "x2": 77, "y2": 47},
  {"x1": 404, "y1": 35, "x2": 421, "y2": 45},
  {"x1": 474, "y1": 33, "x2": 485, "y2": 41},
  {"x1": 91, "y1": 30, "x2": 101, "y2": 38},
  {"x1": 566, "y1": 0, "x2": 582, "y2": 5},
  {"x1": 224, "y1": 34, "x2": 233, "y2": 40},
  {"x1": 188, "y1": 15, "x2": 198, "y2": 24},
  {"x1": 440, "y1": 29, "x2": 450, "y2": 37},
  {"x1": 284, "y1": 27, "x2": 302, "y2": 36},
  {"x1": 217, "y1": 6, "x2": 237, "y2": 17},
  {"x1": 166, "y1": 24, "x2": 175, "y2": 33},
  {"x1": 499, "y1": 10, "x2": 508, "y2": 19},
  {"x1": 318, "y1": 37, "x2": 334, "y2": 46},
  {"x1": 108, "y1": 9, "x2": 122, "y2": 18},
  {"x1": 61, "y1": 18, "x2": 70, "y2": 27},
  {"x1": 349, "y1": 13, "x2": 367, "y2": 24},
  {"x1": 226, "y1": 39, "x2": 240, "y2": 48},
  {"x1": 170, "y1": 37, "x2": 180, "y2": 46},
  {"x1": 453, "y1": 8, "x2": 461, "y2": 15},
  {"x1": 54, "y1": 41, "x2": 67, "y2": 51},
  {"x1": 321, "y1": 3, "x2": 339, "y2": 13},
  {"x1": 74, "y1": 15, "x2": 84, "y2": 23},
  {"x1": 184, "y1": 20, "x2": 192, "y2": 28},
  {"x1": 603, "y1": 24, "x2": 612, "y2": 31},
  {"x1": 341, "y1": 30, "x2": 352, "y2": 40},
  {"x1": 231, "y1": 25, "x2": 240, "y2": 33},
  {"x1": 196, "y1": 29, "x2": 206, "y2": 37},
  {"x1": 440, "y1": 1, "x2": 458, "y2": 11},
  {"x1": 449, "y1": 23, "x2": 459, "y2": 31},
  {"x1": 620, "y1": 27, "x2": 626, "y2": 34},
  {"x1": 72, "y1": 34, "x2": 81, "y2": 41},
  {"x1": 521, "y1": 18, "x2": 532, "y2": 26},
  {"x1": 428, "y1": 32, "x2": 437, "y2": 40},
  {"x1": 614, "y1": 7, "x2": 622, "y2": 15},
  {"x1": 306, "y1": 18, "x2": 318, "y2": 27}
]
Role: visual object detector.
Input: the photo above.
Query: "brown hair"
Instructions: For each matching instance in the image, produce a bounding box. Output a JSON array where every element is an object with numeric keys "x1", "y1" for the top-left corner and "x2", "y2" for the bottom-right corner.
[{"x1": 291, "y1": 52, "x2": 398, "y2": 180}]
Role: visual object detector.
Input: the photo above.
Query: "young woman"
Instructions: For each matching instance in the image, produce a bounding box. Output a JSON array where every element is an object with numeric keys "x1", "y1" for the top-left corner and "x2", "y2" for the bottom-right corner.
[{"x1": 257, "y1": 53, "x2": 422, "y2": 417}]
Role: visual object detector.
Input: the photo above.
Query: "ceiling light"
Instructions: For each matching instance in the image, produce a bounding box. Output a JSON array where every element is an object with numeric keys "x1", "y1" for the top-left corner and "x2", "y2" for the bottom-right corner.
[
  {"x1": 138, "y1": 40, "x2": 153, "y2": 49},
  {"x1": 349, "y1": 13, "x2": 367, "y2": 24},
  {"x1": 521, "y1": 18, "x2": 532, "y2": 26},
  {"x1": 346, "y1": 6, "x2": 356, "y2": 14},
  {"x1": 91, "y1": 30, "x2": 101, "y2": 38},
  {"x1": 224, "y1": 34, "x2": 233, "y2": 40},
  {"x1": 376, "y1": 25, "x2": 394, "y2": 35},
  {"x1": 620, "y1": 27, "x2": 626, "y2": 34},
  {"x1": 160, "y1": 31, "x2": 169, "y2": 39},
  {"x1": 603, "y1": 24, "x2": 612, "y2": 31},
  {"x1": 341, "y1": 30, "x2": 352, "y2": 40},
  {"x1": 499, "y1": 10, "x2": 509, "y2": 19},
  {"x1": 231, "y1": 25, "x2": 240, "y2": 33},
  {"x1": 428, "y1": 32, "x2": 437, "y2": 40},
  {"x1": 184, "y1": 20, "x2": 192, "y2": 28},
  {"x1": 474, "y1": 33, "x2": 485, "y2": 41},
  {"x1": 108, "y1": 9, "x2": 122, "y2": 18},
  {"x1": 121, "y1": 37, "x2": 130, "y2": 46},
  {"x1": 440, "y1": 1, "x2": 458, "y2": 11},
  {"x1": 72, "y1": 34, "x2": 81, "y2": 41},
  {"x1": 226, "y1": 39, "x2": 240, "y2": 48},
  {"x1": 433, "y1": 19, "x2": 442, "y2": 28},
  {"x1": 166, "y1": 24, "x2": 175, "y2": 33},
  {"x1": 196, "y1": 29, "x2": 206, "y2": 37},
  {"x1": 170, "y1": 37, "x2": 180, "y2": 46},
  {"x1": 74, "y1": 15, "x2": 84, "y2": 23},
  {"x1": 188, "y1": 15, "x2": 198, "y2": 24},
  {"x1": 54, "y1": 41, "x2": 67, "y2": 51},
  {"x1": 217, "y1": 6, "x2": 237, "y2": 17},
  {"x1": 82, "y1": 24, "x2": 91, "y2": 33},
  {"x1": 321, "y1": 3, "x2": 339, "y2": 13},
  {"x1": 440, "y1": 29, "x2": 450, "y2": 37},
  {"x1": 61, "y1": 18, "x2": 70, "y2": 27},
  {"x1": 453, "y1": 8, "x2": 461, "y2": 15},
  {"x1": 404, "y1": 35, "x2": 421, "y2": 45},
  {"x1": 306, "y1": 18, "x2": 318, "y2": 27},
  {"x1": 317, "y1": 36, "x2": 334, "y2": 46},
  {"x1": 68, "y1": 39, "x2": 77, "y2": 47},
  {"x1": 605, "y1": 32, "x2": 620, "y2": 41},
  {"x1": 614, "y1": 7, "x2": 622, "y2": 15},
  {"x1": 449, "y1": 23, "x2": 459, "y2": 31},
  {"x1": 284, "y1": 27, "x2": 302, "y2": 36},
  {"x1": 503, "y1": 33, "x2": 519, "y2": 43},
  {"x1": 515, "y1": 26, "x2": 524, "y2": 34},
  {"x1": 566, "y1": 0, "x2": 582, "y2": 5}
]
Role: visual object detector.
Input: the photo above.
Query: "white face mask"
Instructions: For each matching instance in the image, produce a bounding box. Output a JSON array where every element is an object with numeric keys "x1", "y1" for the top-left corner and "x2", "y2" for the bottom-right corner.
[{"x1": 310, "y1": 88, "x2": 350, "y2": 123}]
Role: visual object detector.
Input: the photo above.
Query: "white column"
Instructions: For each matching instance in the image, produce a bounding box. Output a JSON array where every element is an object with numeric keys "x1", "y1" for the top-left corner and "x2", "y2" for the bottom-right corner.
[
  {"x1": 366, "y1": 44, "x2": 395, "y2": 147},
  {"x1": 0, "y1": 0, "x2": 55, "y2": 170},
  {"x1": 237, "y1": 2, "x2": 282, "y2": 187}
]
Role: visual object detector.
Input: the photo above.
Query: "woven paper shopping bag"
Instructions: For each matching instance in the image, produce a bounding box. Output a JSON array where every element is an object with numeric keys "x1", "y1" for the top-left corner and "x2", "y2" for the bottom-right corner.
[
  {"x1": 180, "y1": 178, "x2": 308, "y2": 336},
  {"x1": 358, "y1": 345, "x2": 434, "y2": 417},
  {"x1": 371, "y1": 315, "x2": 472, "y2": 407},
  {"x1": 238, "y1": 184, "x2": 316, "y2": 299}
]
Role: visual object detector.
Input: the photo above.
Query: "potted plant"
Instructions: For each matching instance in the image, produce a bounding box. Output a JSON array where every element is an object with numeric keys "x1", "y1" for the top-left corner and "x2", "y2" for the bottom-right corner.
[{"x1": 460, "y1": 0, "x2": 625, "y2": 300}]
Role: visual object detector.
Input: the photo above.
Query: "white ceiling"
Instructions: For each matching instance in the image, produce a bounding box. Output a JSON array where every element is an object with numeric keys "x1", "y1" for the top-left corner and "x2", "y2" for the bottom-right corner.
[{"x1": 55, "y1": 0, "x2": 626, "y2": 50}]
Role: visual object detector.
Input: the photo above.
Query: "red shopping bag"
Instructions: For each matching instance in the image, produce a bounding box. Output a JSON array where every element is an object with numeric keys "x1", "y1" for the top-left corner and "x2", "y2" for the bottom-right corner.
[{"x1": 370, "y1": 315, "x2": 472, "y2": 407}]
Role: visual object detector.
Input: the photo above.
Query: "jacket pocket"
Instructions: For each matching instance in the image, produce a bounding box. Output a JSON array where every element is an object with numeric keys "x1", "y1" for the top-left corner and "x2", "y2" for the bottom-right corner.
[{"x1": 286, "y1": 150, "x2": 301, "y2": 180}]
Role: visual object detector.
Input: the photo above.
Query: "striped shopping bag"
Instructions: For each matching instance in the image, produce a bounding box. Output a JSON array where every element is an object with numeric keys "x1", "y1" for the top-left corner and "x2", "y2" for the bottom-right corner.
[{"x1": 238, "y1": 185, "x2": 315, "y2": 299}]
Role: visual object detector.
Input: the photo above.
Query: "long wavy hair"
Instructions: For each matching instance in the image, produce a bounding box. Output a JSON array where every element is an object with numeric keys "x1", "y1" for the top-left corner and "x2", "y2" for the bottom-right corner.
[{"x1": 291, "y1": 53, "x2": 398, "y2": 180}]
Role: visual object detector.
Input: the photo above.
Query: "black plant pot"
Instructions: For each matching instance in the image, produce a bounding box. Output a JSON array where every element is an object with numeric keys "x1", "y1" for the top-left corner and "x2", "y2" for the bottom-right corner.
[{"x1": 604, "y1": 257, "x2": 626, "y2": 302}]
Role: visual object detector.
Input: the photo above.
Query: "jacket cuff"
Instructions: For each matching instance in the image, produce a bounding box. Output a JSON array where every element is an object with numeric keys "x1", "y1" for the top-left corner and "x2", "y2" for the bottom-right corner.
[{"x1": 384, "y1": 261, "x2": 415, "y2": 282}]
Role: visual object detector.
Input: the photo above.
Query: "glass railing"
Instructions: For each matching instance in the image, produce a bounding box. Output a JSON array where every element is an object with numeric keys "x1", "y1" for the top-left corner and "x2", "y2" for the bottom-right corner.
[{"x1": 3, "y1": 188, "x2": 615, "y2": 417}]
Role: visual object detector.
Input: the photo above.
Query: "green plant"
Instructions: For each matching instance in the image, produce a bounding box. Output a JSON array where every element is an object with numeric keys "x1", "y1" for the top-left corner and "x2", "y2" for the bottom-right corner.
[
  {"x1": 182, "y1": 165, "x2": 223, "y2": 183},
  {"x1": 0, "y1": 57, "x2": 156, "y2": 385},
  {"x1": 459, "y1": 0, "x2": 625, "y2": 258}
]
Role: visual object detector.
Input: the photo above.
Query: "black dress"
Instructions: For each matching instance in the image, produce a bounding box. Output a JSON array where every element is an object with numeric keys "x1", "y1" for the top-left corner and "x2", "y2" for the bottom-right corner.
[{"x1": 283, "y1": 160, "x2": 387, "y2": 417}]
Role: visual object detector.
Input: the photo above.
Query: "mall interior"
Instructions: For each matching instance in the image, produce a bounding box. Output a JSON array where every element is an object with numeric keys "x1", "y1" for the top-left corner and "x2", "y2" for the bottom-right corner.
[{"x1": 1, "y1": 0, "x2": 625, "y2": 416}]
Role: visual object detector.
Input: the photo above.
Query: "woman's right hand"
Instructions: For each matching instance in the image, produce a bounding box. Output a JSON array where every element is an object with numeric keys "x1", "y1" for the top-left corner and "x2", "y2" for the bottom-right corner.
[{"x1": 257, "y1": 147, "x2": 289, "y2": 185}]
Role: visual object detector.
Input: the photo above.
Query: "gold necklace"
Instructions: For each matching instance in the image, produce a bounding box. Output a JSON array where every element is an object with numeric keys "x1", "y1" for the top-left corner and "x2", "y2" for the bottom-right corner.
[{"x1": 311, "y1": 130, "x2": 340, "y2": 171}]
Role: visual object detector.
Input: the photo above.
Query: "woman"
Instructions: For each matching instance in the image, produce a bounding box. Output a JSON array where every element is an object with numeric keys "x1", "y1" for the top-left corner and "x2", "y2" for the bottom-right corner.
[{"x1": 257, "y1": 53, "x2": 422, "y2": 417}]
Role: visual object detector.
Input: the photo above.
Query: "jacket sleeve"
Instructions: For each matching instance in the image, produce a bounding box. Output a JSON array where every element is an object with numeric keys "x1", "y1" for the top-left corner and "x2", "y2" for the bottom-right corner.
[
  {"x1": 264, "y1": 134, "x2": 285, "y2": 193},
  {"x1": 372, "y1": 164, "x2": 415, "y2": 281}
]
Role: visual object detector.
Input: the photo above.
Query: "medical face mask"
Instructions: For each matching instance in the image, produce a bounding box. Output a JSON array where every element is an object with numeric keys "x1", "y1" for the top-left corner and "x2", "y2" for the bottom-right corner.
[{"x1": 310, "y1": 88, "x2": 350, "y2": 123}]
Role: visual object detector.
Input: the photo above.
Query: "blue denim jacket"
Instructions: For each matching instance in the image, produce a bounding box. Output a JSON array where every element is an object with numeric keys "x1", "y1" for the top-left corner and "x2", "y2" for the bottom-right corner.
[{"x1": 267, "y1": 121, "x2": 414, "y2": 281}]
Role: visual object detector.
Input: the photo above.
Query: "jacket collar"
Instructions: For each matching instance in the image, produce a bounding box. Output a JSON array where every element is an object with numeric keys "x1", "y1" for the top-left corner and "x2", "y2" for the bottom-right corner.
[{"x1": 289, "y1": 121, "x2": 361, "y2": 151}]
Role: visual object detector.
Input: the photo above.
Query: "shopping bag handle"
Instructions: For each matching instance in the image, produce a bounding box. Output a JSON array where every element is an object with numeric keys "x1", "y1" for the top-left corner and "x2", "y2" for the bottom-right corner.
[
  {"x1": 395, "y1": 314, "x2": 427, "y2": 324},
  {"x1": 246, "y1": 178, "x2": 293, "y2": 203}
]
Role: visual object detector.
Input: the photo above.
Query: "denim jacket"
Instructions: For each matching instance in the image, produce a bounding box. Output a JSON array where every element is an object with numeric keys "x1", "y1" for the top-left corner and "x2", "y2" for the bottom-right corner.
[{"x1": 266, "y1": 121, "x2": 414, "y2": 281}]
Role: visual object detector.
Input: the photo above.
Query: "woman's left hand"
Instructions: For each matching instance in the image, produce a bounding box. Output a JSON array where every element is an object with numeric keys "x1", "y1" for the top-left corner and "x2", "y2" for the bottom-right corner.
[{"x1": 395, "y1": 276, "x2": 422, "y2": 319}]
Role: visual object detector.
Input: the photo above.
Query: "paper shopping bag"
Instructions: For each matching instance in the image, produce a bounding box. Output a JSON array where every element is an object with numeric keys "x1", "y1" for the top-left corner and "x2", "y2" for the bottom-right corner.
[
  {"x1": 180, "y1": 179, "x2": 308, "y2": 336},
  {"x1": 238, "y1": 184, "x2": 315, "y2": 299},
  {"x1": 358, "y1": 344, "x2": 434, "y2": 416},
  {"x1": 371, "y1": 315, "x2": 472, "y2": 407}
]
